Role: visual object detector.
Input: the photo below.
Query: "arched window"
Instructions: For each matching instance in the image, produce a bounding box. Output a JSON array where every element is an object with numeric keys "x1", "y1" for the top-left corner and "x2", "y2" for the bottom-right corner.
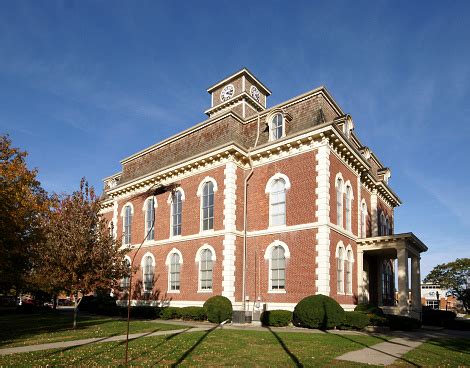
[
  {"x1": 270, "y1": 178, "x2": 286, "y2": 227},
  {"x1": 361, "y1": 202, "x2": 367, "y2": 238},
  {"x1": 382, "y1": 261, "x2": 393, "y2": 305},
  {"x1": 145, "y1": 197, "x2": 155, "y2": 240},
  {"x1": 336, "y1": 178, "x2": 343, "y2": 227},
  {"x1": 143, "y1": 255, "x2": 154, "y2": 292},
  {"x1": 169, "y1": 253, "x2": 180, "y2": 291},
  {"x1": 271, "y1": 245, "x2": 286, "y2": 290},
  {"x1": 345, "y1": 185, "x2": 352, "y2": 232},
  {"x1": 380, "y1": 211, "x2": 386, "y2": 236},
  {"x1": 270, "y1": 113, "x2": 284, "y2": 140},
  {"x1": 121, "y1": 257, "x2": 131, "y2": 289},
  {"x1": 346, "y1": 249, "x2": 353, "y2": 294},
  {"x1": 337, "y1": 246, "x2": 344, "y2": 293},
  {"x1": 201, "y1": 182, "x2": 214, "y2": 231},
  {"x1": 171, "y1": 191, "x2": 182, "y2": 236},
  {"x1": 199, "y1": 249, "x2": 213, "y2": 291},
  {"x1": 123, "y1": 205, "x2": 133, "y2": 245}
]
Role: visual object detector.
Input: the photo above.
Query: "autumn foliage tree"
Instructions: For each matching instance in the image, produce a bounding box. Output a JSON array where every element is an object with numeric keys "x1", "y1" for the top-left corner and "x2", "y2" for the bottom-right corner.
[
  {"x1": 35, "y1": 179, "x2": 126, "y2": 327},
  {"x1": 424, "y1": 258, "x2": 470, "y2": 313},
  {"x1": 0, "y1": 135, "x2": 49, "y2": 294}
]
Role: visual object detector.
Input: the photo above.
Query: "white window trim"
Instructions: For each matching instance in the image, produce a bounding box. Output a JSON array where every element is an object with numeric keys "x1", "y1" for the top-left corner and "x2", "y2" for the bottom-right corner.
[
  {"x1": 335, "y1": 173, "x2": 344, "y2": 228},
  {"x1": 143, "y1": 196, "x2": 157, "y2": 241},
  {"x1": 360, "y1": 199, "x2": 368, "y2": 238},
  {"x1": 345, "y1": 244, "x2": 355, "y2": 295},
  {"x1": 266, "y1": 110, "x2": 286, "y2": 141},
  {"x1": 264, "y1": 240, "x2": 290, "y2": 293},
  {"x1": 196, "y1": 244, "x2": 216, "y2": 293},
  {"x1": 166, "y1": 248, "x2": 183, "y2": 294},
  {"x1": 266, "y1": 173, "x2": 291, "y2": 229},
  {"x1": 141, "y1": 252, "x2": 155, "y2": 293},
  {"x1": 120, "y1": 202, "x2": 134, "y2": 246},
  {"x1": 197, "y1": 178, "x2": 218, "y2": 233},
  {"x1": 344, "y1": 181, "x2": 354, "y2": 232},
  {"x1": 335, "y1": 241, "x2": 345, "y2": 295},
  {"x1": 121, "y1": 255, "x2": 132, "y2": 289},
  {"x1": 168, "y1": 188, "x2": 185, "y2": 238}
]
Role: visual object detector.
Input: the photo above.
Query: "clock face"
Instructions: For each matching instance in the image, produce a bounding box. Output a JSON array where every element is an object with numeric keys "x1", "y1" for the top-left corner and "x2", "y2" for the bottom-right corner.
[
  {"x1": 220, "y1": 84, "x2": 235, "y2": 102},
  {"x1": 250, "y1": 86, "x2": 261, "y2": 102}
]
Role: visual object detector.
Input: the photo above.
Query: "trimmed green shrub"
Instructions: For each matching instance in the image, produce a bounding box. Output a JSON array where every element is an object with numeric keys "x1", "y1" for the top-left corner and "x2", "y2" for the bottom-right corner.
[
  {"x1": 293, "y1": 295, "x2": 345, "y2": 330},
  {"x1": 445, "y1": 318, "x2": 470, "y2": 331},
  {"x1": 386, "y1": 314, "x2": 421, "y2": 331},
  {"x1": 78, "y1": 294, "x2": 119, "y2": 316},
  {"x1": 260, "y1": 310, "x2": 292, "y2": 327},
  {"x1": 368, "y1": 313, "x2": 389, "y2": 326},
  {"x1": 422, "y1": 307, "x2": 456, "y2": 327},
  {"x1": 159, "y1": 306, "x2": 181, "y2": 320},
  {"x1": 354, "y1": 303, "x2": 384, "y2": 316},
  {"x1": 203, "y1": 295, "x2": 232, "y2": 323},
  {"x1": 340, "y1": 311, "x2": 370, "y2": 330},
  {"x1": 118, "y1": 306, "x2": 159, "y2": 319},
  {"x1": 179, "y1": 306, "x2": 206, "y2": 321}
]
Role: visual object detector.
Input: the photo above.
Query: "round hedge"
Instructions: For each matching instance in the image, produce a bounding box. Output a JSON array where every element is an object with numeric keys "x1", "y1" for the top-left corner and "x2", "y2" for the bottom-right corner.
[
  {"x1": 203, "y1": 295, "x2": 232, "y2": 323},
  {"x1": 260, "y1": 310, "x2": 292, "y2": 327},
  {"x1": 293, "y1": 295, "x2": 345, "y2": 329},
  {"x1": 341, "y1": 311, "x2": 370, "y2": 330}
]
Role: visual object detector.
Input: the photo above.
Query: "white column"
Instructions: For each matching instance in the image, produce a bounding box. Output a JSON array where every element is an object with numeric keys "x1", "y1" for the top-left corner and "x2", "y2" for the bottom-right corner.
[
  {"x1": 315, "y1": 138, "x2": 331, "y2": 295},
  {"x1": 222, "y1": 161, "x2": 237, "y2": 302},
  {"x1": 371, "y1": 189, "x2": 378, "y2": 236},
  {"x1": 411, "y1": 255, "x2": 421, "y2": 311},
  {"x1": 357, "y1": 249, "x2": 364, "y2": 303},
  {"x1": 397, "y1": 247, "x2": 409, "y2": 314}
]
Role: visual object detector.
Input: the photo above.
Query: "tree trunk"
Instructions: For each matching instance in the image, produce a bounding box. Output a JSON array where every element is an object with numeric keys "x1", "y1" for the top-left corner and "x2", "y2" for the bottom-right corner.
[{"x1": 73, "y1": 292, "x2": 79, "y2": 329}]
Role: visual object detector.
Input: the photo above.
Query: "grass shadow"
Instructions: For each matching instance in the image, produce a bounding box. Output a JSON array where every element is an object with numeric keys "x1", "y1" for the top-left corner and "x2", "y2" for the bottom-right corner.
[
  {"x1": 267, "y1": 327, "x2": 303, "y2": 367},
  {"x1": 170, "y1": 326, "x2": 218, "y2": 367}
]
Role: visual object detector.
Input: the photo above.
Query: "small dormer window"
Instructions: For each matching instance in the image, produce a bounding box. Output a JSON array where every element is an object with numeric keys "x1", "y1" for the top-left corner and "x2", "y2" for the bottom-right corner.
[{"x1": 270, "y1": 113, "x2": 284, "y2": 141}]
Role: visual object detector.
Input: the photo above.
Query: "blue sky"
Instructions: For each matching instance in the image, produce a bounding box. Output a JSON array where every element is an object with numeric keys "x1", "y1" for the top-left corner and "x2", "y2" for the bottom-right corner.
[{"x1": 1, "y1": 0, "x2": 469, "y2": 277}]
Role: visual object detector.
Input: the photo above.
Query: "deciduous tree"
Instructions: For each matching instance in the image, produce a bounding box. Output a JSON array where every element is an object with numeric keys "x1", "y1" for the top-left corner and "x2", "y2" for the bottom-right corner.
[
  {"x1": 0, "y1": 135, "x2": 49, "y2": 293},
  {"x1": 36, "y1": 179, "x2": 126, "y2": 327},
  {"x1": 424, "y1": 258, "x2": 470, "y2": 313}
]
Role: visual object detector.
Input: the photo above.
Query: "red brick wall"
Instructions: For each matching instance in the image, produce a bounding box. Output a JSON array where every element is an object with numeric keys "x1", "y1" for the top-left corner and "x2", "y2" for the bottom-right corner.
[
  {"x1": 329, "y1": 153, "x2": 359, "y2": 236},
  {"x1": 123, "y1": 236, "x2": 225, "y2": 302},
  {"x1": 330, "y1": 230, "x2": 358, "y2": 305},
  {"x1": 246, "y1": 151, "x2": 317, "y2": 231}
]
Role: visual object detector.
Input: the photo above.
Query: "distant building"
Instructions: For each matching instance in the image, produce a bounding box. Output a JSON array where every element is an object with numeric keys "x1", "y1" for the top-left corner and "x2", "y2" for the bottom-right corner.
[
  {"x1": 421, "y1": 283, "x2": 458, "y2": 310},
  {"x1": 101, "y1": 68, "x2": 428, "y2": 318}
]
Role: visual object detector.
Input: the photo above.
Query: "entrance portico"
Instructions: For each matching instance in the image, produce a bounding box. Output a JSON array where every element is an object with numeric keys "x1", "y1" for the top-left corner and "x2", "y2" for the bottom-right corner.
[{"x1": 357, "y1": 233, "x2": 428, "y2": 319}]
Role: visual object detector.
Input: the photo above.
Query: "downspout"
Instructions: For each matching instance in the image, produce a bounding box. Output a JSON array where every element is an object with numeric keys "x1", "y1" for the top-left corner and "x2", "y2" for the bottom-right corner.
[{"x1": 242, "y1": 114, "x2": 261, "y2": 312}]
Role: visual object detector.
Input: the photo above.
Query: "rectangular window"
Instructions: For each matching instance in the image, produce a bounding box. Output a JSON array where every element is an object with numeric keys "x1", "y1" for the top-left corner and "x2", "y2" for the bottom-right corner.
[
  {"x1": 271, "y1": 246, "x2": 286, "y2": 290},
  {"x1": 337, "y1": 258, "x2": 344, "y2": 293},
  {"x1": 124, "y1": 206, "x2": 132, "y2": 245},
  {"x1": 172, "y1": 192, "x2": 182, "y2": 236},
  {"x1": 345, "y1": 187, "x2": 352, "y2": 232},
  {"x1": 346, "y1": 260, "x2": 352, "y2": 294},
  {"x1": 200, "y1": 250, "x2": 213, "y2": 290},
  {"x1": 146, "y1": 198, "x2": 155, "y2": 240},
  {"x1": 426, "y1": 300, "x2": 439, "y2": 310},
  {"x1": 202, "y1": 182, "x2": 214, "y2": 231}
]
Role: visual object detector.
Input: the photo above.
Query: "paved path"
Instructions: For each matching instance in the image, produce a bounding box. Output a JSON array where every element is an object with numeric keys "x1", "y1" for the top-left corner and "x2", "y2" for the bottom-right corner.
[
  {"x1": 0, "y1": 327, "x2": 211, "y2": 356},
  {"x1": 336, "y1": 336, "x2": 427, "y2": 366}
]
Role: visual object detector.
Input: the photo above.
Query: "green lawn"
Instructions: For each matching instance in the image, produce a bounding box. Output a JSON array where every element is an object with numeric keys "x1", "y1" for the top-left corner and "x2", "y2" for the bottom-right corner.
[
  {"x1": 391, "y1": 337, "x2": 470, "y2": 368},
  {"x1": 0, "y1": 329, "x2": 385, "y2": 367},
  {"x1": 0, "y1": 310, "x2": 184, "y2": 348}
]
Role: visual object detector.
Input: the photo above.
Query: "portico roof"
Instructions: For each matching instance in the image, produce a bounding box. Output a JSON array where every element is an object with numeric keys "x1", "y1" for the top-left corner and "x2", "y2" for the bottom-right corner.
[{"x1": 357, "y1": 232, "x2": 428, "y2": 255}]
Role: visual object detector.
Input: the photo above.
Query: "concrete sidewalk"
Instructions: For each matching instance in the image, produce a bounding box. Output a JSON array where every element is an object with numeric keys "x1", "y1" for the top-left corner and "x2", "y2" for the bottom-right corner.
[{"x1": 336, "y1": 336, "x2": 426, "y2": 366}]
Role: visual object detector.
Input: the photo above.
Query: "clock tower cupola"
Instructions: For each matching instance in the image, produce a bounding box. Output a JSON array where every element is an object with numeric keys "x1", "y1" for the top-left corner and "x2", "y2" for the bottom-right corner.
[{"x1": 205, "y1": 68, "x2": 271, "y2": 119}]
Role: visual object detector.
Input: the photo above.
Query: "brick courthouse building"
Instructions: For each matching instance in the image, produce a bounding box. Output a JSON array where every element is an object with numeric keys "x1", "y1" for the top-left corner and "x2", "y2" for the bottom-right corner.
[{"x1": 101, "y1": 69, "x2": 427, "y2": 318}]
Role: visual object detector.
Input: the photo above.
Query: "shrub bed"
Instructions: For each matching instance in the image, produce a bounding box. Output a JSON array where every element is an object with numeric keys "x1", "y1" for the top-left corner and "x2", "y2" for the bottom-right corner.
[
  {"x1": 340, "y1": 311, "x2": 370, "y2": 330},
  {"x1": 354, "y1": 303, "x2": 384, "y2": 315},
  {"x1": 422, "y1": 307, "x2": 456, "y2": 327},
  {"x1": 159, "y1": 306, "x2": 181, "y2": 320},
  {"x1": 386, "y1": 314, "x2": 421, "y2": 330},
  {"x1": 179, "y1": 306, "x2": 206, "y2": 321},
  {"x1": 203, "y1": 296, "x2": 232, "y2": 323},
  {"x1": 260, "y1": 310, "x2": 292, "y2": 327},
  {"x1": 293, "y1": 295, "x2": 345, "y2": 330}
]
